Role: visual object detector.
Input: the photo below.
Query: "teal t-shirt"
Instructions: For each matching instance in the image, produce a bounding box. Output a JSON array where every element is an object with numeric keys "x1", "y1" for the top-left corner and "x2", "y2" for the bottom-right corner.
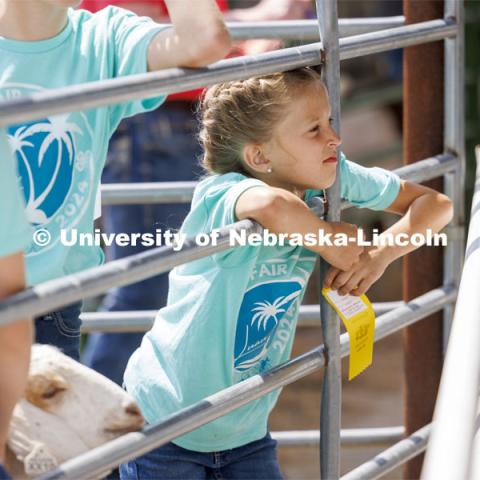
[
  {"x1": 124, "y1": 152, "x2": 401, "y2": 452},
  {"x1": 0, "y1": 131, "x2": 32, "y2": 257},
  {"x1": 0, "y1": 7, "x2": 168, "y2": 285}
]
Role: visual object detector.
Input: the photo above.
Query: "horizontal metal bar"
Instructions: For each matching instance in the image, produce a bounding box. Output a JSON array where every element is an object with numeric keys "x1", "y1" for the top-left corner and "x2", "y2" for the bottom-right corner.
[
  {"x1": 0, "y1": 153, "x2": 457, "y2": 326},
  {"x1": 101, "y1": 181, "x2": 197, "y2": 205},
  {"x1": 227, "y1": 17, "x2": 405, "y2": 41},
  {"x1": 79, "y1": 302, "x2": 404, "y2": 333},
  {"x1": 337, "y1": 16, "x2": 405, "y2": 34},
  {"x1": 365, "y1": 286, "x2": 457, "y2": 346},
  {"x1": 272, "y1": 426, "x2": 405, "y2": 447},
  {"x1": 340, "y1": 153, "x2": 458, "y2": 210},
  {"x1": 297, "y1": 302, "x2": 403, "y2": 326},
  {"x1": 0, "y1": 20, "x2": 455, "y2": 128},
  {"x1": 100, "y1": 153, "x2": 457, "y2": 206},
  {"x1": 388, "y1": 153, "x2": 458, "y2": 183},
  {"x1": 0, "y1": 220, "x2": 261, "y2": 325},
  {"x1": 421, "y1": 148, "x2": 480, "y2": 480},
  {"x1": 0, "y1": 43, "x2": 323, "y2": 128},
  {"x1": 339, "y1": 426, "x2": 405, "y2": 447},
  {"x1": 339, "y1": 19, "x2": 456, "y2": 61},
  {"x1": 39, "y1": 287, "x2": 455, "y2": 480},
  {"x1": 42, "y1": 346, "x2": 327, "y2": 480},
  {"x1": 80, "y1": 311, "x2": 156, "y2": 333},
  {"x1": 341, "y1": 424, "x2": 431, "y2": 480}
]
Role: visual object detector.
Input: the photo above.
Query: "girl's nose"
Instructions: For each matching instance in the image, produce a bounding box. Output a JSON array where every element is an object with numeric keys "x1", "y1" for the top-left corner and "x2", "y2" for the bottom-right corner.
[
  {"x1": 328, "y1": 129, "x2": 342, "y2": 148},
  {"x1": 328, "y1": 126, "x2": 342, "y2": 148}
]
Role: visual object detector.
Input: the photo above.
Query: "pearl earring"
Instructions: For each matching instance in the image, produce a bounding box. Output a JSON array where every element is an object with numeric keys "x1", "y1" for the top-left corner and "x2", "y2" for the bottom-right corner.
[{"x1": 267, "y1": 167, "x2": 273, "y2": 173}]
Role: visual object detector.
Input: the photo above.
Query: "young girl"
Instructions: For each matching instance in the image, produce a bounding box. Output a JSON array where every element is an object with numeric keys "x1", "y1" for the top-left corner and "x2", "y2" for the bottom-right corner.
[{"x1": 120, "y1": 67, "x2": 453, "y2": 479}]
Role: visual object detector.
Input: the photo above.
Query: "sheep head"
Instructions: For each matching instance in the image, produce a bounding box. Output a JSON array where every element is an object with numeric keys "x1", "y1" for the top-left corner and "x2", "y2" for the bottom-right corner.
[{"x1": 7, "y1": 344, "x2": 144, "y2": 477}]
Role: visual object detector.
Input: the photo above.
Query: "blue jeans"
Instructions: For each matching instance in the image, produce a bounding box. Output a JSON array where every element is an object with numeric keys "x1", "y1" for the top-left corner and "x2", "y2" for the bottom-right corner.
[
  {"x1": 0, "y1": 464, "x2": 12, "y2": 480},
  {"x1": 34, "y1": 301, "x2": 83, "y2": 361},
  {"x1": 119, "y1": 433, "x2": 284, "y2": 480},
  {"x1": 82, "y1": 102, "x2": 203, "y2": 385}
]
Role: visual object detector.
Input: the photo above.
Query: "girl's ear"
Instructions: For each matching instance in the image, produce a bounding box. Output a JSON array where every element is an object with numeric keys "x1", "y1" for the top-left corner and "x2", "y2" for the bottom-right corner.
[{"x1": 243, "y1": 143, "x2": 270, "y2": 174}]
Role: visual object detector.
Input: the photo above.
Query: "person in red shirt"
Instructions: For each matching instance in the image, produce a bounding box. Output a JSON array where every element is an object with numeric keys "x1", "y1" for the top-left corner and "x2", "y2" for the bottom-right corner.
[{"x1": 81, "y1": 0, "x2": 313, "y2": 386}]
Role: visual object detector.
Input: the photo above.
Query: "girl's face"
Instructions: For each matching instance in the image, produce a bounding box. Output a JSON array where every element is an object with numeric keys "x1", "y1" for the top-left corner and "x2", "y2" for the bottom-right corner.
[{"x1": 257, "y1": 82, "x2": 341, "y2": 198}]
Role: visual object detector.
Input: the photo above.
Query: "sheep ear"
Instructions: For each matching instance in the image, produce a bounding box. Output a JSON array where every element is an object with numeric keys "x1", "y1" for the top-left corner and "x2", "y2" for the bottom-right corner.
[
  {"x1": 25, "y1": 373, "x2": 68, "y2": 409},
  {"x1": 24, "y1": 442, "x2": 57, "y2": 476}
]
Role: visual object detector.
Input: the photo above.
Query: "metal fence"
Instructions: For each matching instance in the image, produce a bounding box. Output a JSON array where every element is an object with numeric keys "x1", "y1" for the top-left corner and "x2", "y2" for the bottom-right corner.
[
  {"x1": 0, "y1": 1, "x2": 465, "y2": 479},
  {"x1": 79, "y1": 302, "x2": 405, "y2": 332},
  {"x1": 0, "y1": 152, "x2": 456, "y2": 327},
  {"x1": 40, "y1": 287, "x2": 456, "y2": 480}
]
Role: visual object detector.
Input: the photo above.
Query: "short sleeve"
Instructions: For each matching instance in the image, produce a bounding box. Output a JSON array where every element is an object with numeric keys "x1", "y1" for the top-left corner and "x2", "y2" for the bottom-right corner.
[
  {"x1": 202, "y1": 174, "x2": 267, "y2": 267},
  {"x1": 339, "y1": 152, "x2": 401, "y2": 210},
  {"x1": 0, "y1": 134, "x2": 32, "y2": 257},
  {"x1": 101, "y1": 7, "x2": 169, "y2": 131},
  {"x1": 304, "y1": 152, "x2": 400, "y2": 211},
  {"x1": 203, "y1": 176, "x2": 268, "y2": 231}
]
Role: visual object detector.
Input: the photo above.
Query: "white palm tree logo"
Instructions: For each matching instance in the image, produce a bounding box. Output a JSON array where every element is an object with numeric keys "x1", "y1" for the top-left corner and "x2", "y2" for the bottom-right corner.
[
  {"x1": 8, "y1": 126, "x2": 35, "y2": 206},
  {"x1": 250, "y1": 290, "x2": 301, "y2": 331},
  {"x1": 8, "y1": 115, "x2": 82, "y2": 224}
]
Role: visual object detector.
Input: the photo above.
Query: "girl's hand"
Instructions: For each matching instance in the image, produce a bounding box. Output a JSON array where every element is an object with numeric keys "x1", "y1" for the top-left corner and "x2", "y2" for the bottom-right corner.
[
  {"x1": 323, "y1": 246, "x2": 391, "y2": 296},
  {"x1": 319, "y1": 222, "x2": 365, "y2": 271},
  {"x1": 322, "y1": 181, "x2": 454, "y2": 296}
]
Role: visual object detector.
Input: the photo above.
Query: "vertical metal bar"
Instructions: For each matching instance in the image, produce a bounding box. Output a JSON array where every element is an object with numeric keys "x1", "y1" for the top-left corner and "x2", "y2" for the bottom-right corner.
[
  {"x1": 402, "y1": 1, "x2": 445, "y2": 478},
  {"x1": 315, "y1": 1, "x2": 342, "y2": 478},
  {"x1": 442, "y1": 0, "x2": 465, "y2": 352}
]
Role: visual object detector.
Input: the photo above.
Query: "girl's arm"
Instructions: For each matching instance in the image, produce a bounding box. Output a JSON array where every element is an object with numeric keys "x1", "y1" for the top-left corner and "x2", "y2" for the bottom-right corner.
[
  {"x1": 147, "y1": 0, "x2": 232, "y2": 70},
  {"x1": 235, "y1": 186, "x2": 365, "y2": 271},
  {"x1": 323, "y1": 180, "x2": 454, "y2": 296}
]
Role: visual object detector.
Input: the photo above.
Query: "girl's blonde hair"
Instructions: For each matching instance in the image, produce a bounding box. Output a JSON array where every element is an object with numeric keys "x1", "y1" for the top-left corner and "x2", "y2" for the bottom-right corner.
[{"x1": 198, "y1": 66, "x2": 323, "y2": 177}]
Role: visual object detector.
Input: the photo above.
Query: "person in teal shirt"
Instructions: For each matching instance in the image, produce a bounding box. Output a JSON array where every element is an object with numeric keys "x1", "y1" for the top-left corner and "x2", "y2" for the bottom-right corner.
[
  {"x1": 0, "y1": 0, "x2": 232, "y2": 359},
  {"x1": 0, "y1": 131, "x2": 33, "y2": 480},
  {"x1": 121, "y1": 67, "x2": 453, "y2": 479}
]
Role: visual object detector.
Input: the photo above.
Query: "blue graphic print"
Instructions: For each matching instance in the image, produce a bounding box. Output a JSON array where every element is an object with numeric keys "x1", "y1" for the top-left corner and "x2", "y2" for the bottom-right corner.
[
  {"x1": 234, "y1": 280, "x2": 302, "y2": 372},
  {"x1": 7, "y1": 115, "x2": 81, "y2": 225}
]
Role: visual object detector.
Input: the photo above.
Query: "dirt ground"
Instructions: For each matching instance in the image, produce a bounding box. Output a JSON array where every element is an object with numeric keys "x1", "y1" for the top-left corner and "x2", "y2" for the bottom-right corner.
[{"x1": 271, "y1": 330, "x2": 404, "y2": 479}]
